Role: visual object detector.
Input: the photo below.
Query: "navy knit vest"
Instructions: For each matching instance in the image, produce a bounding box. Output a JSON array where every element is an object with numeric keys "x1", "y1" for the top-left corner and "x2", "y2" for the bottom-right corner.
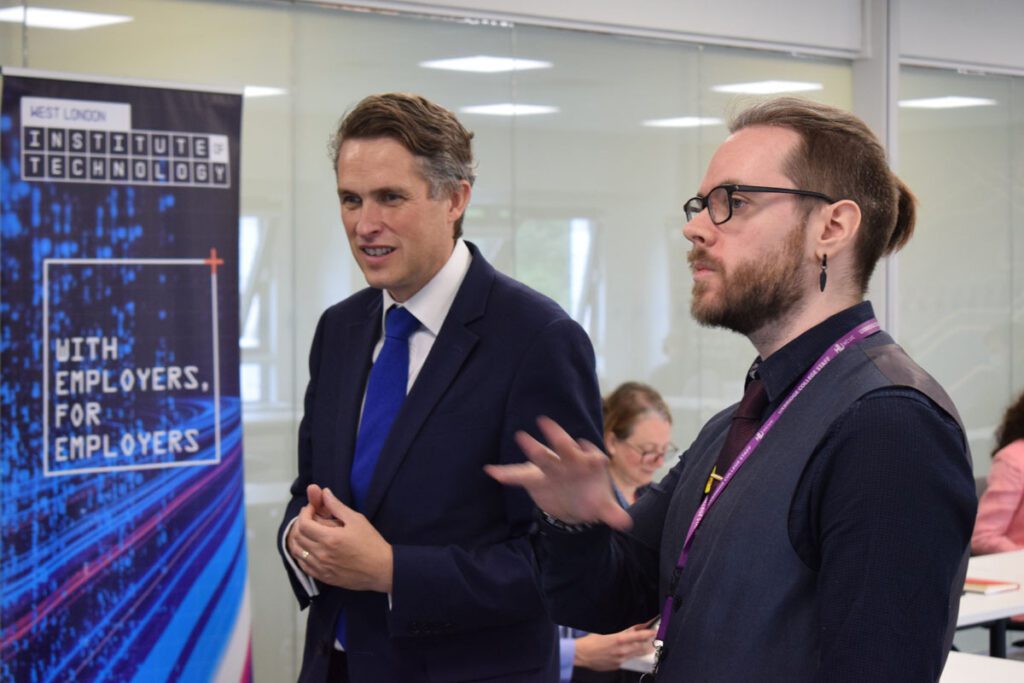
[{"x1": 652, "y1": 332, "x2": 969, "y2": 681}]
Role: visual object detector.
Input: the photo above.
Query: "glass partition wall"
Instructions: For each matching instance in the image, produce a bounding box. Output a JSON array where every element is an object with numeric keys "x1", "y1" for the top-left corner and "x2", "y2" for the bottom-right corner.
[
  {"x1": 3, "y1": 0, "x2": 1021, "y2": 677},
  {"x1": 897, "y1": 67, "x2": 1024, "y2": 657},
  {"x1": 897, "y1": 66, "x2": 1024, "y2": 470}
]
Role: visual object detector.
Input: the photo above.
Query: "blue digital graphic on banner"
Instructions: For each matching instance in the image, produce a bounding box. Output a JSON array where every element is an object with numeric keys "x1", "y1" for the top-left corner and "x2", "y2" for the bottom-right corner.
[{"x1": 1, "y1": 71, "x2": 250, "y2": 682}]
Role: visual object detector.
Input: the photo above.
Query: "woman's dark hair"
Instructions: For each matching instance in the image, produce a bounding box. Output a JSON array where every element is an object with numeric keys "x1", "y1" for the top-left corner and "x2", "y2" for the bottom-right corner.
[{"x1": 993, "y1": 390, "x2": 1024, "y2": 456}]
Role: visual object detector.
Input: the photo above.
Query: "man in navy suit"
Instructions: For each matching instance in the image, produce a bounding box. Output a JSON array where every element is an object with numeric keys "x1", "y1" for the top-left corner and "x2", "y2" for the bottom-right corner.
[{"x1": 278, "y1": 93, "x2": 604, "y2": 682}]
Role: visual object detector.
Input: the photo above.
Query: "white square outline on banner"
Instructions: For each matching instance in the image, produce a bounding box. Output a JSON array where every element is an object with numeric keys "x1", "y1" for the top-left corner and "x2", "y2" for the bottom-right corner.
[{"x1": 41, "y1": 255, "x2": 223, "y2": 476}]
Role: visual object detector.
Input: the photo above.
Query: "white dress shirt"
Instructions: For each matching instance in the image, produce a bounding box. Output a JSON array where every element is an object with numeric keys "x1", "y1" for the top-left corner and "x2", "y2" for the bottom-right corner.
[{"x1": 379, "y1": 238, "x2": 471, "y2": 391}]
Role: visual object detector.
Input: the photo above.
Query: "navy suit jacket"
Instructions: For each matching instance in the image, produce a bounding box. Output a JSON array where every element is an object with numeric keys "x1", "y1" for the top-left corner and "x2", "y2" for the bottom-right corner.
[{"x1": 279, "y1": 243, "x2": 604, "y2": 682}]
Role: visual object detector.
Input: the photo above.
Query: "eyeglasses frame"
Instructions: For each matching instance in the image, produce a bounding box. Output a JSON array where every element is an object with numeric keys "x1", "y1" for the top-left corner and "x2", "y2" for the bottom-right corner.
[{"x1": 684, "y1": 184, "x2": 838, "y2": 226}]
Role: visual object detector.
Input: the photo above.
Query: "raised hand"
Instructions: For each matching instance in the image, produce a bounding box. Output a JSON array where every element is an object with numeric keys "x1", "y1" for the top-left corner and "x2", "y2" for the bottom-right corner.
[{"x1": 485, "y1": 415, "x2": 632, "y2": 531}]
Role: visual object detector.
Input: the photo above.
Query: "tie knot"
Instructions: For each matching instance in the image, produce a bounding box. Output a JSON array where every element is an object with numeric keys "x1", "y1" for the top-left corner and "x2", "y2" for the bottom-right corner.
[
  {"x1": 735, "y1": 377, "x2": 768, "y2": 420},
  {"x1": 385, "y1": 306, "x2": 419, "y2": 341}
]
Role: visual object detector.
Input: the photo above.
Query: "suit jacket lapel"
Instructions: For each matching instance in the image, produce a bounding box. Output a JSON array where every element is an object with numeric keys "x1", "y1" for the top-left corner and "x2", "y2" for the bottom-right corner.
[
  {"x1": 361, "y1": 244, "x2": 494, "y2": 520},
  {"x1": 331, "y1": 295, "x2": 381, "y2": 506}
]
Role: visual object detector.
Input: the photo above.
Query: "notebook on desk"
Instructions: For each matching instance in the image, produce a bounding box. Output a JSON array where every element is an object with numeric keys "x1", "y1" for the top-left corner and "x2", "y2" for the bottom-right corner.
[{"x1": 963, "y1": 577, "x2": 1021, "y2": 595}]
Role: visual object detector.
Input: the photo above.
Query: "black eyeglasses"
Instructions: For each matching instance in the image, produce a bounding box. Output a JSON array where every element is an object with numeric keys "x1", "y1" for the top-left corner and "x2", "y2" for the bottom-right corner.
[{"x1": 684, "y1": 184, "x2": 837, "y2": 226}]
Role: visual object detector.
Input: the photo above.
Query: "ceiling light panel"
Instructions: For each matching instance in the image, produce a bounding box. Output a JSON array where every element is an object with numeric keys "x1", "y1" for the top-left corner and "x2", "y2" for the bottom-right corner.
[
  {"x1": 712, "y1": 80, "x2": 822, "y2": 95},
  {"x1": 899, "y1": 96, "x2": 997, "y2": 109},
  {"x1": 420, "y1": 56, "x2": 551, "y2": 73},
  {"x1": 243, "y1": 86, "x2": 287, "y2": 98},
  {"x1": 460, "y1": 103, "x2": 558, "y2": 116},
  {"x1": 0, "y1": 6, "x2": 132, "y2": 30},
  {"x1": 643, "y1": 117, "x2": 723, "y2": 128}
]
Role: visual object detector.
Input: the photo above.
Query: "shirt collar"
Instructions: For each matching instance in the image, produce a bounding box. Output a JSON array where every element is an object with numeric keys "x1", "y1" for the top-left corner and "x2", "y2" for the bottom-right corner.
[
  {"x1": 755, "y1": 301, "x2": 877, "y2": 403},
  {"x1": 381, "y1": 239, "x2": 472, "y2": 336}
]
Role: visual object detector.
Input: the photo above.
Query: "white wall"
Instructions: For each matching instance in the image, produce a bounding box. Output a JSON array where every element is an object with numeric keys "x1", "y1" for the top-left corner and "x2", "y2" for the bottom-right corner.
[
  {"x1": 325, "y1": 0, "x2": 863, "y2": 56},
  {"x1": 901, "y1": 0, "x2": 1024, "y2": 74},
  {"x1": 324, "y1": 0, "x2": 1024, "y2": 73}
]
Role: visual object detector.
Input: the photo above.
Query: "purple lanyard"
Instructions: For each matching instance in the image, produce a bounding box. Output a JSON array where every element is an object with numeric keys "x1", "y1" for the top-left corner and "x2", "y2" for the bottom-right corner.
[{"x1": 652, "y1": 318, "x2": 880, "y2": 660}]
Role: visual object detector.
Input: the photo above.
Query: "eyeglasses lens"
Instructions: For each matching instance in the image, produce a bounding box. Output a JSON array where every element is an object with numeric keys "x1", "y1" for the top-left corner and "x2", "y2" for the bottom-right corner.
[
  {"x1": 707, "y1": 186, "x2": 730, "y2": 224},
  {"x1": 684, "y1": 197, "x2": 701, "y2": 222}
]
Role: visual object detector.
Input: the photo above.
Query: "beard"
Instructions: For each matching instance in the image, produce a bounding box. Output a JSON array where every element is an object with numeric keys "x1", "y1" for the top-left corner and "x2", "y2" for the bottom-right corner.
[{"x1": 688, "y1": 221, "x2": 809, "y2": 337}]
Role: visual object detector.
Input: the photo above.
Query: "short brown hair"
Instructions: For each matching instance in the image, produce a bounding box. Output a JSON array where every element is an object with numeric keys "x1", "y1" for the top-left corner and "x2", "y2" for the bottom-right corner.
[
  {"x1": 603, "y1": 382, "x2": 672, "y2": 441},
  {"x1": 730, "y1": 97, "x2": 916, "y2": 294},
  {"x1": 329, "y1": 93, "x2": 476, "y2": 238}
]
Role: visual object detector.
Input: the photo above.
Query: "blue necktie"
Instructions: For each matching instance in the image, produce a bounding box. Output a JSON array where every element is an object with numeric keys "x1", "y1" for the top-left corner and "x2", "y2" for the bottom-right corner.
[
  {"x1": 337, "y1": 306, "x2": 419, "y2": 649},
  {"x1": 350, "y1": 305, "x2": 420, "y2": 510}
]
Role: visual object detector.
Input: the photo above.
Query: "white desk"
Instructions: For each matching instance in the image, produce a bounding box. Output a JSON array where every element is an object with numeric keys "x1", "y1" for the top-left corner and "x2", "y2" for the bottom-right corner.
[
  {"x1": 623, "y1": 649, "x2": 1024, "y2": 679},
  {"x1": 954, "y1": 548, "x2": 1024, "y2": 655},
  {"x1": 957, "y1": 549, "x2": 1024, "y2": 627},
  {"x1": 957, "y1": 549, "x2": 1024, "y2": 657},
  {"x1": 940, "y1": 651, "x2": 1024, "y2": 682}
]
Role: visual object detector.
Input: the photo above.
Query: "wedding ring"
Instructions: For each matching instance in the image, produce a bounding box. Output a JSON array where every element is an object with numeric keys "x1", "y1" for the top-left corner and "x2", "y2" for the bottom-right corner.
[{"x1": 301, "y1": 549, "x2": 310, "y2": 561}]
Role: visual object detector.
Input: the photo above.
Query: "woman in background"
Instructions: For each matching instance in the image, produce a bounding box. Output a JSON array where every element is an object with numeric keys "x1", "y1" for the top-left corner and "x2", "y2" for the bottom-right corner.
[
  {"x1": 603, "y1": 381, "x2": 676, "y2": 506},
  {"x1": 972, "y1": 390, "x2": 1024, "y2": 554},
  {"x1": 559, "y1": 381, "x2": 674, "y2": 683}
]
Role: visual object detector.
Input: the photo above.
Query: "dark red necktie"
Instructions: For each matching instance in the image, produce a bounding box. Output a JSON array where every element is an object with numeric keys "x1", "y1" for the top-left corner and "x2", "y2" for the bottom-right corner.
[{"x1": 705, "y1": 377, "x2": 768, "y2": 495}]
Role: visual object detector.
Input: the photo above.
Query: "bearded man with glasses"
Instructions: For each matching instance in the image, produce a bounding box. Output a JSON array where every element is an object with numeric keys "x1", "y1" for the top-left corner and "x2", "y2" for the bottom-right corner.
[{"x1": 489, "y1": 97, "x2": 976, "y2": 682}]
